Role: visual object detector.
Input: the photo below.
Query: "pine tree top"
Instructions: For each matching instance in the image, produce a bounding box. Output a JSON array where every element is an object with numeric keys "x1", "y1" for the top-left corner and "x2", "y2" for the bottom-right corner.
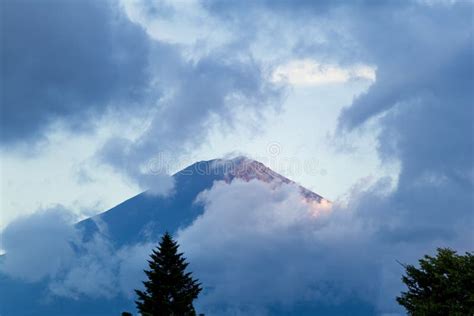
[{"x1": 135, "y1": 232, "x2": 202, "y2": 316}]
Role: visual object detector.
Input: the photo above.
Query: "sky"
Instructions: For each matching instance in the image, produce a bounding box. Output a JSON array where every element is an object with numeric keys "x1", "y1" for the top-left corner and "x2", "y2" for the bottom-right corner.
[{"x1": 0, "y1": 0, "x2": 473, "y2": 314}]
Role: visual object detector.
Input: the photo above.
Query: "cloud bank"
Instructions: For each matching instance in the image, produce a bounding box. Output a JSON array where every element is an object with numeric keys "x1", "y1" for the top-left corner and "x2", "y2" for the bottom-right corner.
[
  {"x1": 0, "y1": 180, "x2": 387, "y2": 314},
  {"x1": 178, "y1": 180, "x2": 379, "y2": 313},
  {"x1": 0, "y1": 176, "x2": 471, "y2": 315}
]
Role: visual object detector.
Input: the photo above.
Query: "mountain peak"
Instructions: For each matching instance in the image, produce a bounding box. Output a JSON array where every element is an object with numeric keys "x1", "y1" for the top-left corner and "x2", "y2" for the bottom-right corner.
[
  {"x1": 179, "y1": 156, "x2": 325, "y2": 203},
  {"x1": 79, "y1": 156, "x2": 328, "y2": 247}
]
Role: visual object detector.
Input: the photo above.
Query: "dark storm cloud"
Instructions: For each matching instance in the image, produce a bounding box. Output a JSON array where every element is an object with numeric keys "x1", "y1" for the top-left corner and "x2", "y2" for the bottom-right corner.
[
  {"x1": 1, "y1": 0, "x2": 152, "y2": 145},
  {"x1": 1, "y1": 0, "x2": 283, "y2": 192}
]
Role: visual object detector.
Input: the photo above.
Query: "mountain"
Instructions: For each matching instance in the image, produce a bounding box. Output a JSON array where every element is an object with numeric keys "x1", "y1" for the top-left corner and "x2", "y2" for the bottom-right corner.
[
  {"x1": 1, "y1": 157, "x2": 376, "y2": 316},
  {"x1": 77, "y1": 156, "x2": 326, "y2": 247}
]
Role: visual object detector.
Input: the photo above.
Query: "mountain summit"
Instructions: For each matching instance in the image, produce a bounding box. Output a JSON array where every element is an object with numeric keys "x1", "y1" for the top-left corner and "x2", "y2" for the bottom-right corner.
[
  {"x1": 78, "y1": 157, "x2": 326, "y2": 246},
  {"x1": 216, "y1": 156, "x2": 324, "y2": 202}
]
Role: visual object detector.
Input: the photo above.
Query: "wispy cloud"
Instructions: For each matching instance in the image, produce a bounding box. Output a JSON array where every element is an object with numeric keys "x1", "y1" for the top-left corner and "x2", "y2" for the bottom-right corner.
[{"x1": 272, "y1": 59, "x2": 376, "y2": 86}]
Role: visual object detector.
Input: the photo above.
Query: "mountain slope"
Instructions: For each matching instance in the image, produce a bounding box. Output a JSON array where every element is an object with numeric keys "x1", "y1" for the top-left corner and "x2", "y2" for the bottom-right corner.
[{"x1": 77, "y1": 156, "x2": 326, "y2": 247}]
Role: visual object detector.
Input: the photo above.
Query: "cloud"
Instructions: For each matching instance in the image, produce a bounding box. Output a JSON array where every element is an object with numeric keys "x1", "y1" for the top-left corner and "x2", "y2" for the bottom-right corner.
[
  {"x1": 272, "y1": 59, "x2": 376, "y2": 86},
  {"x1": 331, "y1": 2, "x2": 474, "y2": 244},
  {"x1": 1, "y1": 0, "x2": 472, "y2": 314},
  {"x1": 331, "y1": 0, "x2": 473, "y2": 308},
  {"x1": 1, "y1": 0, "x2": 152, "y2": 146},
  {"x1": 176, "y1": 175, "x2": 471, "y2": 314},
  {"x1": 2, "y1": 0, "x2": 284, "y2": 193},
  {"x1": 0, "y1": 178, "x2": 469, "y2": 314},
  {"x1": 97, "y1": 51, "x2": 283, "y2": 194},
  {"x1": 189, "y1": 2, "x2": 474, "y2": 311},
  {"x1": 116, "y1": 242, "x2": 156, "y2": 298},
  {"x1": 176, "y1": 179, "x2": 393, "y2": 314},
  {"x1": 0, "y1": 207, "x2": 76, "y2": 282},
  {"x1": 0, "y1": 181, "x2": 383, "y2": 313},
  {"x1": 0, "y1": 207, "x2": 153, "y2": 300},
  {"x1": 121, "y1": 0, "x2": 229, "y2": 48},
  {"x1": 48, "y1": 231, "x2": 120, "y2": 299}
]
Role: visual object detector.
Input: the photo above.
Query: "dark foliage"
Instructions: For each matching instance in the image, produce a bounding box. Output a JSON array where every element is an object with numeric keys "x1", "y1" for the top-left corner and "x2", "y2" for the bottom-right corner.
[
  {"x1": 397, "y1": 248, "x2": 474, "y2": 316},
  {"x1": 135, "y1": 232, "x2": 202, "y2": 316}
]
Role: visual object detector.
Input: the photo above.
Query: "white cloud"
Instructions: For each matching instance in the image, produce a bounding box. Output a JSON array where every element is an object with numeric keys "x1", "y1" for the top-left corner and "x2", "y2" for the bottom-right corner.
[
  {"x1": 272, "y1": 59, "x2": 376, "y2": 86},
  {"x1": 175, "y1": 177, "x2": 456, "y2": 314},
  {"x1": 177, "y1": 179, "x2": 391, "y2": 313}
]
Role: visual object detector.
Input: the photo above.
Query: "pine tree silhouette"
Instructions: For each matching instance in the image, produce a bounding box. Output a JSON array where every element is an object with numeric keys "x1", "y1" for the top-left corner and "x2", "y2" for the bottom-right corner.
[{"x1": 135, "y1": 232, "x2": 202, "y2": 316}]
